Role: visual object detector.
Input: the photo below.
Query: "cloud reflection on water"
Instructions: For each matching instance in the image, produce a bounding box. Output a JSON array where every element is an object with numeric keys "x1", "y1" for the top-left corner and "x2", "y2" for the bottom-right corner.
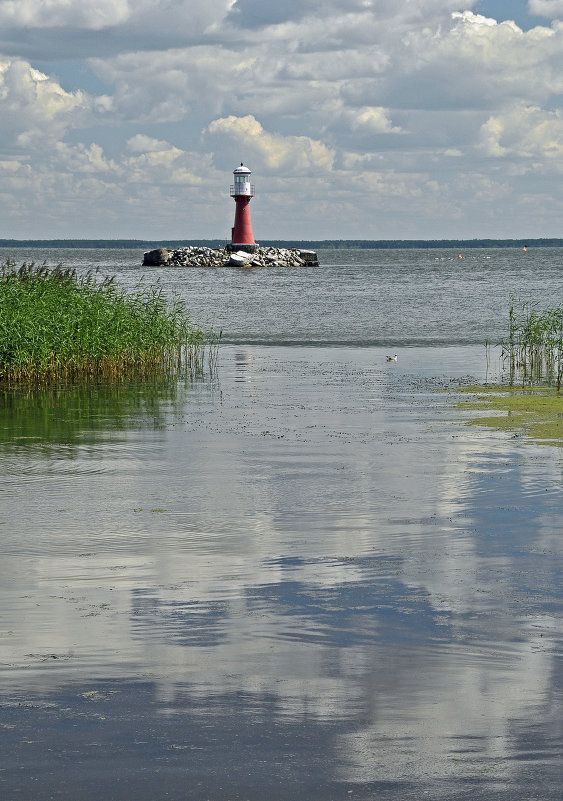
[{"x1": 1, "y1": 345, "x2": 562, "y2": 797}]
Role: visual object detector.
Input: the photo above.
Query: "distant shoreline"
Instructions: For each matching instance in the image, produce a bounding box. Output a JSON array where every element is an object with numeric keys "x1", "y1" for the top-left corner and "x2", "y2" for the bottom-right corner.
[{"x1": 0, "y1": 238, "x2": 561, "y2": 249}]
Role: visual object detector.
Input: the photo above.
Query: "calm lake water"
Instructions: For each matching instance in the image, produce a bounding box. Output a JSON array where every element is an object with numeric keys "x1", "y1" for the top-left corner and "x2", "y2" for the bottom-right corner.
[{"x1": 1, "y1": 248, "x2": 562, "y2": 800}]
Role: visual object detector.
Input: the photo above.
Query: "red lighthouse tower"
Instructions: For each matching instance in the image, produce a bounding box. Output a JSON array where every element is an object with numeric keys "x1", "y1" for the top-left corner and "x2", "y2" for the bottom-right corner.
[{"x1": 230, "y1": 163, "x2": 256, "y2": 251}]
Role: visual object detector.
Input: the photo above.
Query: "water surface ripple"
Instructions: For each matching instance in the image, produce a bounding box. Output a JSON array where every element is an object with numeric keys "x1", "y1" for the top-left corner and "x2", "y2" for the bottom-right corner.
[{"x1": 4, "y1": 245, "x2": 563, "y2": 345}]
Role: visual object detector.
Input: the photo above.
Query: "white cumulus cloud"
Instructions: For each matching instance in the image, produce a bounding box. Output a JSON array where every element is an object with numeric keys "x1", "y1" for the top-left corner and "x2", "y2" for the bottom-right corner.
[
  {"x1": 348, "y1": 106, "x2": 403, "y2": 134},
  {"x1": 0, "y1": 0, "x2": 132, "y2": 30},
  {"x1": 125, "y1": 135, "x2": 210, "y2": 186},
  {"x1": 528, "y1": 0, "x2": 563, "y2": 18},
  {"x1": 204, "y1": 115, "x2": 335, "y2": 173},
  {"x1": 54, "y1": 141, "x2": 118, "y2": 173},
  {"x1": 0, "y1": 57, "x2": 109, "y2": 148},
  {"x1": 480, "y1": 104, "x2": 563, "y2": 169}
]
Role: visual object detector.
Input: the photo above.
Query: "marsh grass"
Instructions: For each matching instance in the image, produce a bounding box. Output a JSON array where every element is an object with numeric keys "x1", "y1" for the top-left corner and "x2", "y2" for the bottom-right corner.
[
  {"x1": 0, "y1": 261, "x2": 218, "y2": 385},
  {"x1": 502, "y1": 297, "x2": 563, "y2": 388}
]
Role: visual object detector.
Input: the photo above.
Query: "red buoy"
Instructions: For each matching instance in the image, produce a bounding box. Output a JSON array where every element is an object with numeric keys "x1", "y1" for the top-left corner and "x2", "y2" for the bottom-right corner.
[{"x1": 230, "y1": 163, "x2": 255, "y2": 247}]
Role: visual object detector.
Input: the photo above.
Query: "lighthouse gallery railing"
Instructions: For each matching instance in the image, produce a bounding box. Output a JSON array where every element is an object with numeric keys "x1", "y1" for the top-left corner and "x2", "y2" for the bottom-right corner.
[{"x1": 230, "y1": 185, "x2": 255, "y2": 196}]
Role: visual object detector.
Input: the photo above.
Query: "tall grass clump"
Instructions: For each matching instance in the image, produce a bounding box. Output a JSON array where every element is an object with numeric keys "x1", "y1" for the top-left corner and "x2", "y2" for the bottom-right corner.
[
  {"x1": 0, "y1": 261, "x2": 218, "y2": 384},
  {"x1": 501, "y1": 296, "x2": 563, "y2": 389}
]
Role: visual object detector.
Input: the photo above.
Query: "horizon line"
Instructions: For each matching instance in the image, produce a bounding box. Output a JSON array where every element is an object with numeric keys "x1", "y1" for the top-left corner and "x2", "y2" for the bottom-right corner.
[{"x1": 0, "y1": 237, "x2": 561, "y2": 249}]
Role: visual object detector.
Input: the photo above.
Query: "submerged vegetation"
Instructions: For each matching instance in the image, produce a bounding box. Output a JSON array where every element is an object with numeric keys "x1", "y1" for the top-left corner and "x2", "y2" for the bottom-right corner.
[
  {"x1": 0, "y1": 261, "x2": 218, "y2": 385},
  {"x1": 458, "y1": 386, "x2": 563, "y2": 447}
]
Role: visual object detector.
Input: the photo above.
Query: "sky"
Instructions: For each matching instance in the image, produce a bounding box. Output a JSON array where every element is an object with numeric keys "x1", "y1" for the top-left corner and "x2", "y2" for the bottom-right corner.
[{"x1": 0, "y1": 0, "x2": 562, "y2": 240}]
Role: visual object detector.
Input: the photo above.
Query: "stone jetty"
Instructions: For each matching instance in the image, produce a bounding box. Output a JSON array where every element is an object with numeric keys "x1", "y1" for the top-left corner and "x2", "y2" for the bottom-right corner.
[{"x1": 143, "y1": 245, "x2": 318, "y2": 268}]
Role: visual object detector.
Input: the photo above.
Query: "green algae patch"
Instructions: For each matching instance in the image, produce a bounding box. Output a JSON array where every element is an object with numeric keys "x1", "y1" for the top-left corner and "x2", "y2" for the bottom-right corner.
[{"x1": 457, "y1": 385, "x2": 563, "y2": 447}]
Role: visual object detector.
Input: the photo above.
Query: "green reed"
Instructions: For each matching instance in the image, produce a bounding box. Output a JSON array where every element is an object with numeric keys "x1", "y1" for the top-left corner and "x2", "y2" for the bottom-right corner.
[
  {"x1": 0, "y1": 261, "x2": 218, "y2": 384},
  {"x1": 501, "y1": 296, "x2": 563, "y2": 389}
]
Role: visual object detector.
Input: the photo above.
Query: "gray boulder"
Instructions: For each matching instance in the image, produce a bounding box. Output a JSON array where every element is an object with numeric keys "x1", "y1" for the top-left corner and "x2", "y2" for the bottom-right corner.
[{"x1": 143, "y1": 248, "x2": 169, "y2": 266}]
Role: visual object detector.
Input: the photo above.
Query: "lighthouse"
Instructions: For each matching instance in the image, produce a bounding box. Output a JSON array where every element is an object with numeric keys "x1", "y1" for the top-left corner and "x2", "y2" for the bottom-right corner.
[{"x1": 230, "y1": 163, "x2": 256, "y2": 252}]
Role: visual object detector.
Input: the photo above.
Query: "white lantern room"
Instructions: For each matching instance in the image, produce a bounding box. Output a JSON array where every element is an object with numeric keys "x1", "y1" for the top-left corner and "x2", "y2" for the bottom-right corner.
[{"x1": 230, "y1": 163, "x2": 255, "y2": 197}]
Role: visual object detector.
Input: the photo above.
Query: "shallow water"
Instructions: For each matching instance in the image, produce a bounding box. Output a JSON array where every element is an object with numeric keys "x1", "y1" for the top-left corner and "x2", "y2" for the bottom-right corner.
[{"x1": 1, "y1": 249, "x2": 562, "y2": 800}]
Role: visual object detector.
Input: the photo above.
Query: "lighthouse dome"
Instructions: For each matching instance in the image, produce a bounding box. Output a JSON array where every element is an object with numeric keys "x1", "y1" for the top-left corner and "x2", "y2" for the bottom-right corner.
[{"x1": 233, "y1": 163, "x2": 251, "y2": 175}]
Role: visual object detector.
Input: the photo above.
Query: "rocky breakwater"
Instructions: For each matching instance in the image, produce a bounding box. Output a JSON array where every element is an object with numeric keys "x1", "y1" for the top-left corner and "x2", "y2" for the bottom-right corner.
[{"x1": 142, "y1": 246, "x2": 319, "y2": 268}]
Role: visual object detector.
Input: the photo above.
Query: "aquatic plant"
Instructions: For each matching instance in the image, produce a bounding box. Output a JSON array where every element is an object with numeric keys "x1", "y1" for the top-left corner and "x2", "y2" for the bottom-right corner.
[
  {"x1": 0, "y1": 261, "x2": 218, "y2": 384},
  {"x1": 458, "y1": 385, "x2": 563, "y2": 447},
  {"x1": 501, "y1": 297, "x2": 563, "y2": 389}
]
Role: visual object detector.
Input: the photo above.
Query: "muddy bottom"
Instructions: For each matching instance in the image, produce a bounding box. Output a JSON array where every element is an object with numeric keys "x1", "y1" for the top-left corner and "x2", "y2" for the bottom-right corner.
[{"x1": 1, "y1": 346, "x2": 562, "y2": 800}]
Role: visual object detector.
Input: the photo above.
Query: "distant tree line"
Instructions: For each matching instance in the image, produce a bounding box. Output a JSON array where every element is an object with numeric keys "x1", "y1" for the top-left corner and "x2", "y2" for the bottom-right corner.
[
  {"x1": 0, "y1": 238, "x2": 561, "y2": 249},
  {"x1": 262, "y1": 239, "x2": 563, "y2": 249}
]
